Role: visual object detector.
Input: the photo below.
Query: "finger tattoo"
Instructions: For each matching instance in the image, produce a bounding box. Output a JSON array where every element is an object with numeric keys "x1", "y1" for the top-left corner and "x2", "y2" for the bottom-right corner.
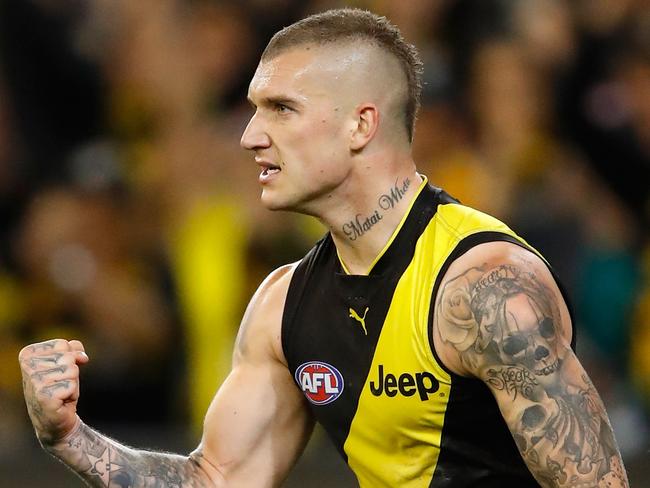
[
  {"x1": 30, "y1": 340, "x2": 61, "y2": 353},
  {"x1": 41, "y1": 381, "x2": 71, "y2": 398},
  {"x1": 28, "y1": 353, "x2": 64, "y2": 369},
  {"x1": 31, "y1": 365, "x2": 68, "y2": 381}
]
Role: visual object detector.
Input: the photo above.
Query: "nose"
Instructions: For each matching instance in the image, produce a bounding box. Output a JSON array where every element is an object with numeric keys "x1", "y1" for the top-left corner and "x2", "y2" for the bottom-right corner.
[{"x1": 240, "y1": 111, "x2": 271, "y2": 151}]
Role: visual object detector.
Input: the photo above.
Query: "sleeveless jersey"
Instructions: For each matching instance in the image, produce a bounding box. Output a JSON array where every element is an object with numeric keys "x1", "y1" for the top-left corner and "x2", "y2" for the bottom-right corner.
[{"x1": 282, "y1": 179, "x2": 573, "y2": 487}]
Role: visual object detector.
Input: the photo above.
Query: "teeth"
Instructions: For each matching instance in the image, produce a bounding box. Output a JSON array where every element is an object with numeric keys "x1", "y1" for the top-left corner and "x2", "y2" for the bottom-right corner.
[
  {"x1": 261, "y1": 167, "x2": 280, "y2": 177},
  {"x1": 535, "y1": 359, "x2": 560, "y2": 376}
]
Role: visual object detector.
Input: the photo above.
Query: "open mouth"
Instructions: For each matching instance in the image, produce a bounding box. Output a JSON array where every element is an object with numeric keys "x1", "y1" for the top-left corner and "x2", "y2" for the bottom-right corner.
[{"x1": 261, "y1": 166, "x2": 281, "y2": 176}]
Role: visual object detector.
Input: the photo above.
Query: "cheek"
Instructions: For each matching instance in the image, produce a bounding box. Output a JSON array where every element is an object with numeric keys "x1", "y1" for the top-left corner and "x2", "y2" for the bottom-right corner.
[{"x1": 299, "y1": 127, "x2": 347, "y2": 166}]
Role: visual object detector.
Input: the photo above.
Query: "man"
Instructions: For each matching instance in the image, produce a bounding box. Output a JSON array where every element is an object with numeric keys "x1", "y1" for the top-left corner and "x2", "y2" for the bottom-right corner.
[{"x1": 19, "y1": 8, "x2": 629, "y2": 487}]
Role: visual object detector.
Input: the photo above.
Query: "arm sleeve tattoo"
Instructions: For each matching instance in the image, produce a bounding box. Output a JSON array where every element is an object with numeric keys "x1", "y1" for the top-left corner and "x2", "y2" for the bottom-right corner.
[
  {"x1": 47, "y1": 422, "x2": 214, "y2": 487},
  {"x1": 436, "y1": 263, "x2": 629, "y2": 488}
]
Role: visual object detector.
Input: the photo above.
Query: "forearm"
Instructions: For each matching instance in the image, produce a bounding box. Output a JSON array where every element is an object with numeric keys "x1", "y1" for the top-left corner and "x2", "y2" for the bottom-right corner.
[
  {"x1": 45, "y1": 420, "x2": 217, "y2": 488},
  {"x1": 512, "y1": 372, "x2": 629, "y2": 488}
]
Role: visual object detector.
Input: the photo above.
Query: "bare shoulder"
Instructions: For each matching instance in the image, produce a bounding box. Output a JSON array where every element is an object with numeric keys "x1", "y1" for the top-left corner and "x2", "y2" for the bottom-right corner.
[
  {"x1": 432, "y1": 240, "x2": 572, "y2": 377},
  {"x1": 234, "y1": 262, "x2": 299, "y2": 367},
  {"x1": 432, "y1": 242, "x2": 629, "y2": 486}
]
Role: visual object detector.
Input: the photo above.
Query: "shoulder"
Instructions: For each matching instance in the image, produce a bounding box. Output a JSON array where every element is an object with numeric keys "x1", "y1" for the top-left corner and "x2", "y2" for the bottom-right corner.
[
  {"x1": 234, "y1": 263, "x2": 299, "y2": 367},
  {"x1": 432, "y1": 240, "x2": 572, "y2": 377},
  {"x1": 249, "y1": 262, "x2": 298, "y2": 310}
]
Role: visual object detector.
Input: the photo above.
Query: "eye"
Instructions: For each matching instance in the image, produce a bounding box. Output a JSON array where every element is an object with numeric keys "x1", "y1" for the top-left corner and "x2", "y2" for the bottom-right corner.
[{"x1": 275, "y1": 103, "x2": 291, "y2": 114}]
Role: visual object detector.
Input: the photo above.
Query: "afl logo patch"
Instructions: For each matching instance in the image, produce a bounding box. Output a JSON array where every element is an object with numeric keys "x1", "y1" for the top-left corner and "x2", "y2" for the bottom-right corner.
[{"x1": 295, "y1": 361, "x2": 344, "y2": 405}]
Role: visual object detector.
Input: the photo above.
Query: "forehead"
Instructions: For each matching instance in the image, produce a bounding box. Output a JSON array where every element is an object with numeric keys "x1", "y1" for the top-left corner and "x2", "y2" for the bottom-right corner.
[{"x1": 248, "y1": 45, "x2": 363, "y2": 100}]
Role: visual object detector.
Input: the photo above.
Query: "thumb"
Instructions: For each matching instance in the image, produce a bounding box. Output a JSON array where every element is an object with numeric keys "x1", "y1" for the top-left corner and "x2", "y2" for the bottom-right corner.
[
  {"x1": 68, "y1": 340, "x2": 90, "y2": 364},
  {"x1": 75, "y1": 350, "x2": 90, "y2": 365}
]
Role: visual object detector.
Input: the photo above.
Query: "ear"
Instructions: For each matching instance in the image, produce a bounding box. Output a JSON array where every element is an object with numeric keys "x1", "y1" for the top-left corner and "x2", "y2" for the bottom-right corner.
[{"x1": 350, "y1": 103, "x2": 379, "y2": 151}]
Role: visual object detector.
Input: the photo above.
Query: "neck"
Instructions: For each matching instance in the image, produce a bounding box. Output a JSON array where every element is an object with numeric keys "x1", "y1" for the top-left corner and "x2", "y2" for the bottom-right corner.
[{"x1": 320, "y1": 167, "x2": 423, "y2": 275}]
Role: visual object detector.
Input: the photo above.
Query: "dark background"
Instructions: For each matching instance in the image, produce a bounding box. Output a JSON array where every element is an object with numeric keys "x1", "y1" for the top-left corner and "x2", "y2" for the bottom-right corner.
[{"x1": 1, "y1": 0, "x2": 648, "y2": 485}]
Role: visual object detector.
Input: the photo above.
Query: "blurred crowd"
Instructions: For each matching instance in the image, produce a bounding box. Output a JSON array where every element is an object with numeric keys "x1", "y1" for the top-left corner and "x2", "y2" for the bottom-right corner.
[{"x1": 0, "y1": 0, "x2": 649, "y2": 471}]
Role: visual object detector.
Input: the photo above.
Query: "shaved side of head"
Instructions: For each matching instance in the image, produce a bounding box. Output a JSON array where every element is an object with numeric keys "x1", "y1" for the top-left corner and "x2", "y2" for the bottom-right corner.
[{"x1": 261, "y1": 8, "x2": 423, "y2": 143}]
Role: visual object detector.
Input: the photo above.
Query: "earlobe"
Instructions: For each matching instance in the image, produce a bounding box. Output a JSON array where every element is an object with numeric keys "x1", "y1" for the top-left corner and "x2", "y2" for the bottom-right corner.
[{"x1": 350, "y1": 104, "x2": 379, "y2": 151}]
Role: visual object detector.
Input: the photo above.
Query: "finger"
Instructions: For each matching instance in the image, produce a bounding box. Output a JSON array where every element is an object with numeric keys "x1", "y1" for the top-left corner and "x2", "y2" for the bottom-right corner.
[
  {"x1": 76, "y1": 352, "x2": 89, "y2": 365},
  {"x1": 22, "y1": 349, "x2": 83, "y2": 373},
  {"x1": 22, "y1": 353, "x2": 66, "y2": 372},
  {"x1": 28, "y1": 339, "x2": 71, "y2": 354},
  {"x1": 19, "y1": 340, "x2": 68, "y2": 361},
  {"x1": 39, "y1": 379, "x2": 78, "y2": 401},
  {"x1": 68, "y1": 340, "x2": 85, "y2": 353},
  {"x1": 30, "y1": 364, "x2": 72, "y2": 382},
  {"x1": 67, "y1": 340, "x2": 89, "y2": 364}
]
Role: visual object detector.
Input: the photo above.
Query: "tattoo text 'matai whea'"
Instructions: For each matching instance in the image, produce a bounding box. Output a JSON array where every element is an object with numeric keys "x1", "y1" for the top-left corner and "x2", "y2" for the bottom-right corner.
[
  {"x1": 342, "y1": 177, "x2": 411, "y2": 241},
  {"x1": 436, "y1": 263, "x2": 628, "y2": 488},
  {"x1": 49, "y1": 423, "x2": 210, "y2": 488}
]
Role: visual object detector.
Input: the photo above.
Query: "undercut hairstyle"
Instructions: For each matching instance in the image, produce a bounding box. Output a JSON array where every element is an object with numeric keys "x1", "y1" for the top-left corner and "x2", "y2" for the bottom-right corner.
[{"x1": 262, "y1": 8, "x2": 424, "y2": 143}]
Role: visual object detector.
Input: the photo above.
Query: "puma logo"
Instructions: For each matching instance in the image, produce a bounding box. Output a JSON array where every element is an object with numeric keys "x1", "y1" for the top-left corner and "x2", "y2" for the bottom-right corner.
[{"x1": 349, "y1": 307, "x2": 369, "y2": 335}]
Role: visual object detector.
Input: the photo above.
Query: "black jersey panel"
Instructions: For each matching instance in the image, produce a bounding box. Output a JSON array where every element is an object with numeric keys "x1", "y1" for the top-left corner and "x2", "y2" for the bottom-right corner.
[{"x1": 282, "y1": 183, "x2": 443, "y2": 459}]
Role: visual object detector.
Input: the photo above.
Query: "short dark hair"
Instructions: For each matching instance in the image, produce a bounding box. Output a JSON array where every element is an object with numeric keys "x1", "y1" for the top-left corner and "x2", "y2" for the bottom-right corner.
[{"x1": 262, "y1": 8, "x2": 423, "y2": 143}]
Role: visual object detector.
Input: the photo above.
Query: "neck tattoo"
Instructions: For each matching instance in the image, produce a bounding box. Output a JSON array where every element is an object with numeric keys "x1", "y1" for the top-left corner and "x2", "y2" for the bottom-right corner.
[{"x1": 341, "y1": 177, "x2": 412, "y2": 241}]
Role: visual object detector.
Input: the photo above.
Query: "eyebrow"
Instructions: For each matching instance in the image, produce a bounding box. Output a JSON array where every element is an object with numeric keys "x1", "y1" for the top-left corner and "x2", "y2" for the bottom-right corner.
[{"x1": 247, "y1": 95, "x2": 302, "y2": 109}]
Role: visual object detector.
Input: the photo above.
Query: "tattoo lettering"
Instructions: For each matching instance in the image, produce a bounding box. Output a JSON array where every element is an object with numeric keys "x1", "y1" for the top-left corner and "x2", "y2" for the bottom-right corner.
[
  {"x1": 378, "y1": 178, "x2": 411, "y2": 210},
  {"x1": 342, "y1": 211, "x2": 383, "y2": 241},
  {"x1": 437, "y1": 262, "x2": 628, "y2": 487},
  {"x1": 342, "y1": 177, "x2": 411, "y2": 241},
  {"x1": 486, "y1": 366, "x2": 539, "y2": 400}
]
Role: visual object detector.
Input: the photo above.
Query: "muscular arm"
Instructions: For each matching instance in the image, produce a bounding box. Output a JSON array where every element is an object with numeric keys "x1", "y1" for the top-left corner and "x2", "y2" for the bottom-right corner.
[
  {"x1": 20, "y1": 265, "x2": 313, "y2": 488},
  {"x1": 46, "y1": 421, "x2": 212, "y2": 487},
  {"x1": 433, "y1": 242, "x2": 629, "y2": 488}
]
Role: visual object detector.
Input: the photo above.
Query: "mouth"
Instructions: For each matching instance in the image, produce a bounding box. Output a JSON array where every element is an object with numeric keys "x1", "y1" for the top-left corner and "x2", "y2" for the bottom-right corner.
[
  {"x1": 260, "y1": 166, "x2": 281, "y2": 177},
  {"x1": 535, "y1": 359, "x2": 561, "y2": 376},
  {"x1": 256, "y1": 157, "x2": 282, "y2": 178},
  {"x1": 257, "y1": 159, "x2": 282, "y2": 184}
]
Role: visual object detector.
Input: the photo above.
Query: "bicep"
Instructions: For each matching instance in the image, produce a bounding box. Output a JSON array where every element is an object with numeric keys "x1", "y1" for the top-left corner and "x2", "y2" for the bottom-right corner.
[
  {"x1": 197, "y1": 360, "x2": 313, "y2": 487},
  {"x1": 194, "y1": 264, "x2": 313, "y2": 487},
  {"x1": 434, "y1": 251, "x2": 572, "y2": 373}
]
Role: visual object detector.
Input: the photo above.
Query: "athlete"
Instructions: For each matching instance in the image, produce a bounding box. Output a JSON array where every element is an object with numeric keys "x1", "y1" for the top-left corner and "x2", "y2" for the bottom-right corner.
[{"x1": 19, "y1": 8, "x2": 629, "y2": 487}]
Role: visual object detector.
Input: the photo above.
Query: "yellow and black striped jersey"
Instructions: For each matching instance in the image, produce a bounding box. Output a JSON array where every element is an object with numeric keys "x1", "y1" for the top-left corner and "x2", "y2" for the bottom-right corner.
[{"x1": 282, "y1": 179, "x2": 572, "y2": 487}]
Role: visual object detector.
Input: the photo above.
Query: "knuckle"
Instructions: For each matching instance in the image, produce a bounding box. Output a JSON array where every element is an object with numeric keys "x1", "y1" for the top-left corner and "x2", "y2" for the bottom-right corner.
[
  {"x1": 68, "y1": 339, "x2": 85, "y2": 351},
  {"x1": 61, "y1": 353, "x2": 77, "y2": 366},
  {"x1": 54, "y1": 338, "x2": 71, "y2": 350},
  {"x1": 18, "y1": 346, "x2": 30, "y2": 361}
]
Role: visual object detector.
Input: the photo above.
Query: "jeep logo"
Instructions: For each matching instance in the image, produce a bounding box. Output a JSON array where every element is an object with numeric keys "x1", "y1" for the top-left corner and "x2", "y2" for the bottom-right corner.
[{"x1": 369, "y1": 364, "x2": 439, "y2": 401}]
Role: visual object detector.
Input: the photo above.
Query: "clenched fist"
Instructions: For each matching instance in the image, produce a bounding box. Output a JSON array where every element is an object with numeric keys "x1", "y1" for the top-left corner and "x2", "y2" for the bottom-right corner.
[{"x1": 19, "y1": 339, "x2": 89, "y2": 447}]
